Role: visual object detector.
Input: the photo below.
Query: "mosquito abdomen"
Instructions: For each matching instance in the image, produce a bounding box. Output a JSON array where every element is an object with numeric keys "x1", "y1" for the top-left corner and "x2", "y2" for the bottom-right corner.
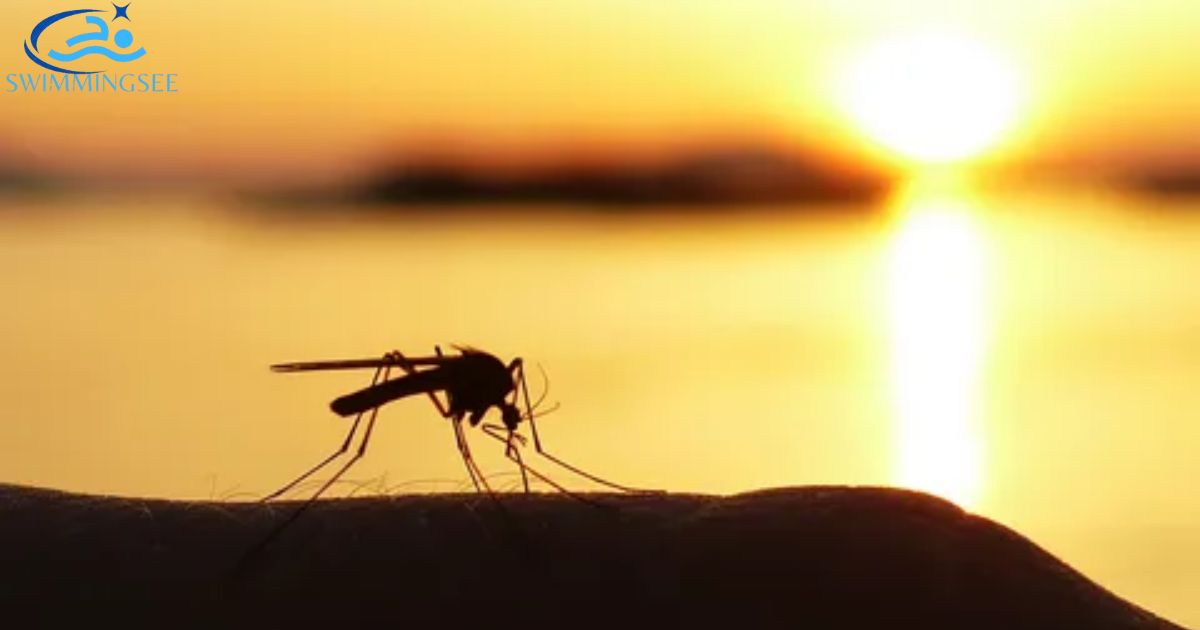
[{"x1": 330, "y1": 369, "x2": 446, "y2": 417}]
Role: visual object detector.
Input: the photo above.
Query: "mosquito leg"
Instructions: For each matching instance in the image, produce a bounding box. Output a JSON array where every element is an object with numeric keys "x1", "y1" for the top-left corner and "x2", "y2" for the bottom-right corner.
[
  {"x1": 528, "y1": 415, "x2": 658, "y2": 493},
  {"x1": 481, "y1": 424, "x2": 556, "y2": 491},
  {"x1": 298, "y1": 403, "x2": 381, "y2": 506},
  {"x1": 263, "y1": 363, "x2": 391, "y2": 530},
  {"x1": 451, "y1": 418, "x2": 483, "y2": 493},
  {"x1": 260, "y1": 363, "x2": 390, "y2": 501},
  {"x1": 514, "y1": 363, "x2": 661, "y2": 494},
  {"x1": 505, "y1": 429, "x2": 530, "y2": 493},
  {"x1": 510, "y1": 435, "x2": 530, "y2": 494},
  {"x1": 259, "y1": 414, "x2": 361, "y2": 502},
  {"x1": 238, "y1": 402, "x2": 383, "y2": 571},
  {"x1": 449, "y1": 417, "x2": 493, "y2": 496},
  {"x1": 480, "y1": 425, "x2": 610, "y2": 509},
  {"x1": 455, "y1": 419, "x2": 496, "y2": 497},
  {"x1": 481, "y1": 423, "x2": 529, "y2": 492}
]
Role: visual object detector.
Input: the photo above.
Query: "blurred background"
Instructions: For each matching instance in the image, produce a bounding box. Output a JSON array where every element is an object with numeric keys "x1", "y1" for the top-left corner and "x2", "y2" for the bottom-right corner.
[{"x1": 0, "y1": 1, "x2": 1197, "y2": 625}]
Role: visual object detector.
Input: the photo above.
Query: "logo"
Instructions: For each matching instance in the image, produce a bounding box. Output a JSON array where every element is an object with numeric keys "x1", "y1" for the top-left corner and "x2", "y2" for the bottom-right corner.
[
  {"x1": 8, "y1": 2, "x2": 176, "y2": 94},
  {"x1": 25, "y1": 3, "x2": 144, "y2": 74}
]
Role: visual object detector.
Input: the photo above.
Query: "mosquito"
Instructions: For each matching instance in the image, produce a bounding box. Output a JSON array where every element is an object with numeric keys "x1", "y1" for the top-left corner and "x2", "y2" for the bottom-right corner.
[{"x1": 262, "y1": 345, "x2": 647, "y2": 510}]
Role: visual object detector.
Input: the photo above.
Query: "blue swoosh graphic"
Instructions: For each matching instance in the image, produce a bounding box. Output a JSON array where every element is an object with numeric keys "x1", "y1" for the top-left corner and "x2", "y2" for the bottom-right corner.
[
  {"x1": 49, "y1": 46, "x2": 145, "y2": 63},
  {"x1": 23, "y1": 41, "x2": 97, "y2": 75},
  {"x1": 30, "y1": 8, "x2": 102, "y2": 51},
  {"x1": 65, "y1": 16, "x2": 109, "y2": 48},
  {"x1": 26, "y1": 8, "x2": 104, "y2": 75}
]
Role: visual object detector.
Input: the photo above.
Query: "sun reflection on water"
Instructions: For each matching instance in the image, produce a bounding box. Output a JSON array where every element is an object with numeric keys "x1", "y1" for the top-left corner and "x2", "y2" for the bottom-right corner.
[{"x1": 886, "y1": 192, "x2": 990, "y2": 508}]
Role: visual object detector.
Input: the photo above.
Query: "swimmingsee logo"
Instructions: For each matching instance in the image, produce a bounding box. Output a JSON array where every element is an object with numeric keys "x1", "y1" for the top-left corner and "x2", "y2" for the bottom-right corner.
[{"x1": 7, "y1": 3, "x2": 177, "y2": 94}]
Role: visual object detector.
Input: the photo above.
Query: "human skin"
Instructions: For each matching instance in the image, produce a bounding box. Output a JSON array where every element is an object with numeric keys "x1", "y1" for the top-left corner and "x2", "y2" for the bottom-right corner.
[{"x1": 0, "y1": 485, "x2": 1183, "y2": 630}]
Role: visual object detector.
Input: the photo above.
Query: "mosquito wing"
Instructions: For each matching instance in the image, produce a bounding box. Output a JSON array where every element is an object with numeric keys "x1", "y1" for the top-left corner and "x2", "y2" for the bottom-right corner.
[{"x1": 271, "y1": 354, "x2": 460, "y2": 373}]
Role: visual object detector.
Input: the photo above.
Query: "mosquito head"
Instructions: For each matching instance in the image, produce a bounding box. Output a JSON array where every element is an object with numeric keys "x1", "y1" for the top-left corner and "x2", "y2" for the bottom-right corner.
[{"x1": 500, "y1": 402, "x2": 523, "y2": 432}]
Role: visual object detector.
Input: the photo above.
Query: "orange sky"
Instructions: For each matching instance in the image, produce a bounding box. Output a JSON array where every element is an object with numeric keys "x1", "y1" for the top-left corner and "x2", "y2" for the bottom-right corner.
[
  {"x1": 0, "y1": 0, "x2": 1197, "y2": 182},
  {"x1": 0, "y1": 4, "x2": 1198, "y2": 623}
]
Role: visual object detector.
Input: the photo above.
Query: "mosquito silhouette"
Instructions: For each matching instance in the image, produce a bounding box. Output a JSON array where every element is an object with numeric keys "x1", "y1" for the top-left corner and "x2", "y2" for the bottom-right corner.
[
  {"x1": 262, "y1": 345, "x2": 648, "y2": 509},
  {"x1": 235, "y1": 346, "x2": 652, "y2": 570}
]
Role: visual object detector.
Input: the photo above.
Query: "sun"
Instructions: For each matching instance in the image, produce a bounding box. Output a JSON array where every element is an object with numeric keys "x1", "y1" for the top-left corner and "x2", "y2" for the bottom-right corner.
[{"x1": 838, "y1": 31, "x2": 1022, "y2": 164}]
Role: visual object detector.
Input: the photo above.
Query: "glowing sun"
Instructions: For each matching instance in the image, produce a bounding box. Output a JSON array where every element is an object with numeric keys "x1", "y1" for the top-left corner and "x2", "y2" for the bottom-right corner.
[{"x1": 838, "y1": 31, "x2": 1022, "y2": 163}]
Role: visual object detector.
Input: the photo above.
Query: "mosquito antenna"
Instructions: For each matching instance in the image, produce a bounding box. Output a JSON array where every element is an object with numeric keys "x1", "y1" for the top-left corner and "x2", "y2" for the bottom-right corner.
[
  {"x1": 528, "y1": 401, "x2": 561, "y2": 421},
  {"x1": 521, "y1": 362, "x2": 560, "y2": 422},
  {"x1": 531, "y1": 363, "x2": 551, "y2": 410}
]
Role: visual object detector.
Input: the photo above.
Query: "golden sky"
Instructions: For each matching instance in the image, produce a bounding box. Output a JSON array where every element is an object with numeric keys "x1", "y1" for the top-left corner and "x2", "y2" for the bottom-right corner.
[
  {"x1": 0, "y1": 0, "x2": 1197, "y2": 180},
  {"x1": 0, "y1": 3, "x2": 1198, "y2": 623}
]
